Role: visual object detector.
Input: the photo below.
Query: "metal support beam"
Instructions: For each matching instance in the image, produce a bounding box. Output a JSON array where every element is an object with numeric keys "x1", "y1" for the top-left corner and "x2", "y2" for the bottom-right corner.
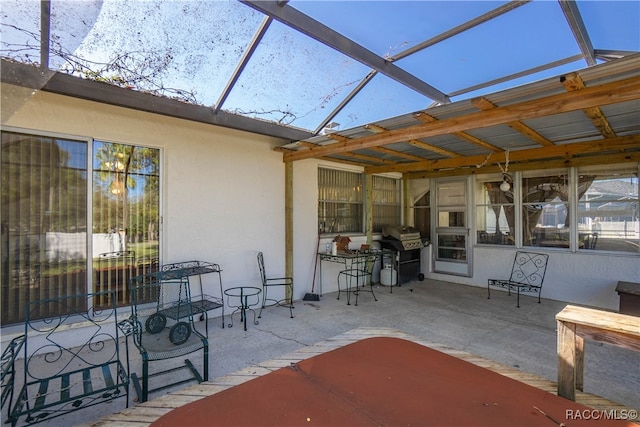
[
  {"x1": 215, "y1": 16, "x2": 273, "y2": 112},
  {"x1": 388, "y1": 1, "x2": 530, "y2": 62},
  {"x1": 239, "y1": 0, "x2": 449, "y2": 105},
  {"x1": 595, "y1": 49, "x2": 639, "y2": 62},
  {"x1": 559, "y1": 0, "x2": 596, "y2": 66},
  {"x1": 314, "y1": 70, "x2": 377, "y2": 135},
  {"x1": 40, "y1": 1, "x2": 51, "y2": 69},
  {"x1": 449, "y1": 54, "x2": 583, "y2": 98}
]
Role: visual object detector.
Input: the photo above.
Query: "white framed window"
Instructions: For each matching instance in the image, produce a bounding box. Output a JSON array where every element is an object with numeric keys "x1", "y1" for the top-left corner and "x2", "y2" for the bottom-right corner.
[
  {"x1": 576, "y1": 163, "x2": 639, "y2": 252},
  {"x1": 475, "y1": 174, "x2": 515, "y2": 246},
  {"x1": 472, "y1": 163, "x2": 639, "y2": 253},
  {"x1": 522, "y1": 169, "x2": 570, "y2": 248}
]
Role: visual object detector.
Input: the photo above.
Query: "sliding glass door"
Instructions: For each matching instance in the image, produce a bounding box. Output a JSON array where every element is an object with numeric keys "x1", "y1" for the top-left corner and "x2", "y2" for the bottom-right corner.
[{"x1": 1, "y1": 131, "x2": 160, "y2": 324}]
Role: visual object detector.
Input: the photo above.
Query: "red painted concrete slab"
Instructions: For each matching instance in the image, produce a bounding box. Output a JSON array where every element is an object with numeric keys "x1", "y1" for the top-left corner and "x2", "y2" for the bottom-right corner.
[{"x1": 152, "y1": 337, "x2": 634, "y2": 426}]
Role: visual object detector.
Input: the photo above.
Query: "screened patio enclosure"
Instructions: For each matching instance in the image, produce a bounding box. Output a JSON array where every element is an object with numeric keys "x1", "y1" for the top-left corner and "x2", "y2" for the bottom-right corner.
[{"x1": 2, "y1": 0, "x2": 638, "y2": 138}]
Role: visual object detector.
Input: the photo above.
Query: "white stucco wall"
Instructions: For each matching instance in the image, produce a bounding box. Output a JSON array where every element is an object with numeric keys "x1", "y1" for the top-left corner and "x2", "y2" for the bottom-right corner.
[
  {"x1": 2, "y1": 83, "x2": 292, "y2": 299},
  {"x1": 291, "y1": 160, "x2": 376, "y2": 297},
  {"x1": 424, "y1": 247, "x2": 640, "y2": 311}
]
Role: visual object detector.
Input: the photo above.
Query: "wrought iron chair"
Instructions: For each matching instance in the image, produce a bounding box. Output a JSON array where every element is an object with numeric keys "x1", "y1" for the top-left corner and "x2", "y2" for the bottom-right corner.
[
  {"x1": 487, "y1": 251, "x2": 549, "y2": 307},
  {"x1": 337, "y1": 251, "x2": 378, "y2": 306},
  {"x1": 257, "y1": 252, "x2": 294, "y2": 318},
  {"x1": 125, "y1": 274, "x2": 208, "y2": 403},
  {"x1": 7, "y1": 291, "x2": 129, "y2": 426}
]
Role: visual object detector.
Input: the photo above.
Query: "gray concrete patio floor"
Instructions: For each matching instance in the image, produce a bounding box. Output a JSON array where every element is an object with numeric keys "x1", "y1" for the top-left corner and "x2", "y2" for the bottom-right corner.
[{"x1": 23, "y1": 278, "x2": 640, "y2": 426}]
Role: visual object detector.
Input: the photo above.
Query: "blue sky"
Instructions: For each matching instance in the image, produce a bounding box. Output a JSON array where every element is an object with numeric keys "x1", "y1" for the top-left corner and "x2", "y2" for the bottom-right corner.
[{"x1": 2, "y1": 0, "x2": 638, "y2": 133}]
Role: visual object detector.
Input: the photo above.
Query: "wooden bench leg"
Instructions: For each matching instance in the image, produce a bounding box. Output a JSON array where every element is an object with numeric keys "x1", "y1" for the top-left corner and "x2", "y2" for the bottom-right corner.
[
  {"x1": 557, "y1": 304, "x2": 640, "y2": 404},
  {"x1": 557, "y1": 320, "x2": 577, "y2": 400},
  {"x1": 575, "y1": 334, "x2": 585, "y2": 392}
]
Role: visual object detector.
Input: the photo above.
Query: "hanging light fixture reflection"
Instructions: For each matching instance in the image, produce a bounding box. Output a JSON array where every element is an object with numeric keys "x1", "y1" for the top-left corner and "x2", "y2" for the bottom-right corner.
[
  {"x1": 498, "y1": 150, "x2": 511, "y2": 192},
  {"x1": 104, "y1": 151, "x2": 127, "y2": 196},
  {"x1": 110, "y1": 179, "x2": 124, "y2": 195},
  {"x1": 500, "y1": 174, "x2": 511, "y2": 192}
]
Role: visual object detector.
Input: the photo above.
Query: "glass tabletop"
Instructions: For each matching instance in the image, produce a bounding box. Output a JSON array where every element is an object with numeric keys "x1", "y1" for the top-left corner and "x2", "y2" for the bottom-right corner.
[{"x1": 224, "y1": 286, "x2": 262, "y2": 298}]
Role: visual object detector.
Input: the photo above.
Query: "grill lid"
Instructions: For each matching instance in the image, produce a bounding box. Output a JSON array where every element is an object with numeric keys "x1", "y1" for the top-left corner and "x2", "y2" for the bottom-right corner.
[
  {"x1": 382, "y1": 225, "x2": 421, "y2": 241},
  {"x1": 380, "y1": 237, "x2": 424, "y2": 251}
]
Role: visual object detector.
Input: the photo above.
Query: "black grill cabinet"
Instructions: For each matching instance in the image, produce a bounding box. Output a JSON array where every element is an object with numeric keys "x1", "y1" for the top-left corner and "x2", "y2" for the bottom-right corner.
[{"x1": 379, "y1": 238, "x2": 428, "y2": 285}]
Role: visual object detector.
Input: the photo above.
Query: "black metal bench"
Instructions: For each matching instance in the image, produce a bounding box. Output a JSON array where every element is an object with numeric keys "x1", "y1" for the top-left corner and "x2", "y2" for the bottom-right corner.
[
  {"x1": 3, "y1": 291, "x2": 129, "y2": 426},
  {"x1": 487, "y1": 251, "x2": 549, "y2": 307}
]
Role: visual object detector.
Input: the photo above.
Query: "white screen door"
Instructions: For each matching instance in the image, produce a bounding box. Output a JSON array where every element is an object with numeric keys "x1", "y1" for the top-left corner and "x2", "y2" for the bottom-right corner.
[{"x1": 433, "y1": 179, "x2": 471, "y2": 276}]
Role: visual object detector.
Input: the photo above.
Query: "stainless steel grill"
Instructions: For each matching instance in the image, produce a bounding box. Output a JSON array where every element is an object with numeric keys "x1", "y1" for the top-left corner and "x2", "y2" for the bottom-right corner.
[{"x1": 380, "y1": 225, "x2": 427, "y2": 285}]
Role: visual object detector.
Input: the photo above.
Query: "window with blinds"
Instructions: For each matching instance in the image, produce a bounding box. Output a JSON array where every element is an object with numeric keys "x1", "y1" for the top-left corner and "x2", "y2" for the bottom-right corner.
[
  {"x1": 1, "y1": 131, "x2": 160, "y2": 324},
  {"x1": 318, "y1": 168, "x2": 363, "y2": 234},
  {"x1": 372, "y1": 175, "x2": 400, "y2": 232},
  {"x1": 318, "y1": 168, "x2": 400, "y2": 234}
]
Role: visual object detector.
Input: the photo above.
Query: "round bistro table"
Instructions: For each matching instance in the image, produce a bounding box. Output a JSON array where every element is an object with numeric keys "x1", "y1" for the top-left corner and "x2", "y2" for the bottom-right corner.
[{"x1": 224, "y1": 286, "x2": 262, "y2": 331}]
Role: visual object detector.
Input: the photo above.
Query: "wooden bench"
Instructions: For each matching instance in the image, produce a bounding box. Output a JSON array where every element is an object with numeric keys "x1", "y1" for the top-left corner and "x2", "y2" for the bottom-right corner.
[
  {"x1": 5, "y1": 291, "x2": 129, "y2": 426},
  {"x1": 556, "y1": 304, "x2": 640, "y2": 401}
]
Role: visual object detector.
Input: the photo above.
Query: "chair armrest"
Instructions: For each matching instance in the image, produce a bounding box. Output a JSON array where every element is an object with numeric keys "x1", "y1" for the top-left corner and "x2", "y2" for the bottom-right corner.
[
  {"x1": 1, "y1": 335, "x2": 25, "y2": 378},
  {"x1": 1, "y1": 334, "x2": 25, "y2": 414}
]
